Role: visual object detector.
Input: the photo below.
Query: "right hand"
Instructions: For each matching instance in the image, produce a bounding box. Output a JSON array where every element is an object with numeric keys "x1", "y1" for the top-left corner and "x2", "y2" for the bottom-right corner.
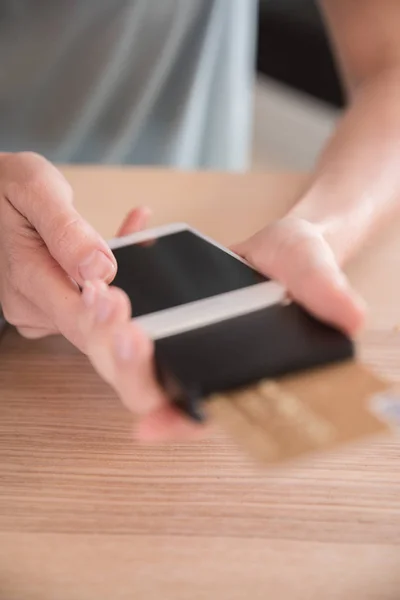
[{"x1": 0, "y1": 151, "x2": 147, "y2": 351}]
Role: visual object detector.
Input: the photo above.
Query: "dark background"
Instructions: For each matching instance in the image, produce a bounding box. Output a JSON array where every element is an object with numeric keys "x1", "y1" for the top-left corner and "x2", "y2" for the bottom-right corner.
[{"x1": 256, "y1": 0, "x2": 344, "y2": 108}]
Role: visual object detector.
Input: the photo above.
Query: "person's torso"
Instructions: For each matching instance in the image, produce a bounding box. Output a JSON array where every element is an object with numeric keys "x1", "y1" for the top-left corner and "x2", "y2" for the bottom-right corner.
[{"x1": 0, "y1": 0, "x2": 257, "y2": 169}]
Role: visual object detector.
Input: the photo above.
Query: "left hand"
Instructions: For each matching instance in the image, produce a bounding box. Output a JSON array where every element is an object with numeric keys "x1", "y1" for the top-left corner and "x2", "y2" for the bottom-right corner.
[
  {"x1": 81, "y1": 214, "x2": 366, "y2": 443},
  {"x1": 233, "y1": 216, "x2": 366, "y2": 336}
]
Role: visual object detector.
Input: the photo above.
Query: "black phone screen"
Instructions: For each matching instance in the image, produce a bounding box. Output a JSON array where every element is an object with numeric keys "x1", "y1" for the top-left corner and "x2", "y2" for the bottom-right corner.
[{"x1": 111, "y1": 230, "x2": 267, "y2": 318}]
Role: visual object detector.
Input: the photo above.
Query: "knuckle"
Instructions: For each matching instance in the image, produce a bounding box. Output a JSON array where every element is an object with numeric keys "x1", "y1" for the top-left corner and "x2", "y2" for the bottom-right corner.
[
  {"x1": 111, "y1": 286, "x2": 132, "y2": 316},
  {"x1": 14, "y1": 151, "x2": 48, "y2": 168},
  {"x1": 241, "y1": 220, "x2": 319, "y2": 281},
  {"x1": 3, "y1": 152, "x2": 72, "y2": 207},
  {"x1": 48, "y1": 215, "x2": 85, "y2": 255},
  {"x1": 270, "y1": 221, "x2": 313, "y2": 263},
  {"x1": 2, "y1": 151, "x2": 46, "y2": 183}
]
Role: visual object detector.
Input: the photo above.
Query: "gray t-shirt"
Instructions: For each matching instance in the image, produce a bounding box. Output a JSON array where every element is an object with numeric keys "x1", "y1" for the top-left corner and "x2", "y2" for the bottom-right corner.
[{"x1": 0, "y1": 0, "x2": 257, "y2": 169}]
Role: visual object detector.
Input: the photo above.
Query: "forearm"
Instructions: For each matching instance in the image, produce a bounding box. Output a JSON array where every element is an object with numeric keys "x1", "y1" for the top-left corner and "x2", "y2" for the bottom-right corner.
[{"x1": 289, "y1": 67, "x2": 400, "y2": 265}]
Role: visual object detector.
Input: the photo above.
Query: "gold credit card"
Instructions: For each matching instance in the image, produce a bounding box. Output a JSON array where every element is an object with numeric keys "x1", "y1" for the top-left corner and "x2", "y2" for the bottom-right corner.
[{"x1": 206, "y1": 361, "x2": 397, "y2": 466}]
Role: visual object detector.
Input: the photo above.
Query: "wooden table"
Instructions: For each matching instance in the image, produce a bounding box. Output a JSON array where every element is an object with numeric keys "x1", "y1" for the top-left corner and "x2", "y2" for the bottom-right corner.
[{"x1": 1, "y1": 168, "x2": 400, "y2": 600}]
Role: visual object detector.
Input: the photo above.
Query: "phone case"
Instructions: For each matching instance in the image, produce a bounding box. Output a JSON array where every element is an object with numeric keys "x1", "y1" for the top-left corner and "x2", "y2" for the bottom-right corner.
[{"x1": 155, "y1": 302, "x2": 354, "y2": 421}]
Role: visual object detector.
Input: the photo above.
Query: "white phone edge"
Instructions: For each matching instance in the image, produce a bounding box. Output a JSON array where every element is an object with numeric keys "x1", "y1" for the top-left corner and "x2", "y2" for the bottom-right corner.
[{"x1": 108, "y1": 223, "x2": 285, "y2": 340}]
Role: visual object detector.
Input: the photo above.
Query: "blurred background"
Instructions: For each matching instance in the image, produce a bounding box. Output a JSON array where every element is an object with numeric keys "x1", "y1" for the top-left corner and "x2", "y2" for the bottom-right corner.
[{"x1": 253, "y1": 0, "x2": 343, "y2": 170}]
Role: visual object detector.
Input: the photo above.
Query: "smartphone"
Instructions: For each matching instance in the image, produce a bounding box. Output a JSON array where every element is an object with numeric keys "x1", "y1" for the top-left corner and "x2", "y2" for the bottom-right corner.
[
  {"x1": 109, "y1": 223, "x2": 286, "y2": 340},
  {"x1": 109, "y1": 222, "x2": 353, "y2": 421}
]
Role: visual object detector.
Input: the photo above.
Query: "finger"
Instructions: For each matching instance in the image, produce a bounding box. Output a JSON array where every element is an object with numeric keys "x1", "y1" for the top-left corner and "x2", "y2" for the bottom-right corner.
[
  {"x1": 82, "y1": 283, "x2": 168, "y2": 416},
  {"x1": 81, "y1": 282, "x2": 132, "y2": 384},
  {"x1": 13, "y1": 244, "x2": 85, "y2": 350},
  {"x1": 236, "y1": 220, "x2": 366, "y2": 335},
  {"x1": 1, "y1": 152, "x2": 116, "y2": 286},
  {"x1": 17, "y1": 326, "x2": 59, "y2": 340},
  {"x1": 0, "y1": 286, "x2": 61, "y2": 331},
  {"x1": 135, "y1": 405, "x2": 207, "y2": 442},
  {"x1": 117, "y1": 207, "x2": 152, "y2": 237},
  {"x1": 82, "y1": 282, "x2": 206, "y2": 439}
]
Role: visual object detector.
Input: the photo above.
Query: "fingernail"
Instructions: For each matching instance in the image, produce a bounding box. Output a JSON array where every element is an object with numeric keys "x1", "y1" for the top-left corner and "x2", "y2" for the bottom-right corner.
[
  {"x1": 95, "y1": 288, "x2": 112, "y2": 323},
  {"x1": 114, "y1": 328, "x2": 134, "y2": 361},
  {"x1": 82, "y1": 281, "x2": 96, "y2": 308},
  {"x1": 79, "y1": 250, "x2": 116, "y2": 282}
]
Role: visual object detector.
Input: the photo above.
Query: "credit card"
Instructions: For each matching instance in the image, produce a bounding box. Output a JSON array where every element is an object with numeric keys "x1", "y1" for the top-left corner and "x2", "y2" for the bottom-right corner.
[{"x1": 206, "y1": 361, "x2": 396, "y2": 466}]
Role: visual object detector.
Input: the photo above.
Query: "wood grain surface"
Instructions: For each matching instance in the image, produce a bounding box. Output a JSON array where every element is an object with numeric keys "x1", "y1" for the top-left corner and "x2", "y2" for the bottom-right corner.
[{"x1": 1, "y1": 168, "x2": 400, "y2": 600}]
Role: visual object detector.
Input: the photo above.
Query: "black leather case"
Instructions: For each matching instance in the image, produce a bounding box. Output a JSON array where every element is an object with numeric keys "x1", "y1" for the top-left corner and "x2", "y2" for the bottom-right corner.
[{"x1": 155, "y1": 302, "x2": 354, "y2": 421}]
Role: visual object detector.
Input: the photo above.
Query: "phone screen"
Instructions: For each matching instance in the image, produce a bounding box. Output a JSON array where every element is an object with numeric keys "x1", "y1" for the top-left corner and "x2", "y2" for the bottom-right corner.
[{"x1": 112, "y1": 230, "x2": 267, "y2": 318}]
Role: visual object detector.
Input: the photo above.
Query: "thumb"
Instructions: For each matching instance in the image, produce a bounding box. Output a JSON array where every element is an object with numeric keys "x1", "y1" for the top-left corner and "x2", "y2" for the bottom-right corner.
[
  {"x1": 234, "y1": 219, "x2": 366, "y2": 335},
  {"x1": 3, "y1": 153, "x2": 116, "y2": 286}
]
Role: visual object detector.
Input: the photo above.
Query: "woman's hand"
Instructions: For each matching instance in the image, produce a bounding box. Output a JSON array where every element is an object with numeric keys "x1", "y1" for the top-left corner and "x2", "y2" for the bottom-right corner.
[{"x1": 81, "y1": 215, "x2": 365, "y2": 443}]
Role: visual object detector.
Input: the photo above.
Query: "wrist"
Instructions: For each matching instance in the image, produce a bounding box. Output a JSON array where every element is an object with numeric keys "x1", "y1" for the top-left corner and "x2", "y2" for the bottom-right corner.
[{"x1": 286, "y1": 166, "x2": 396, "y2": 267}]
